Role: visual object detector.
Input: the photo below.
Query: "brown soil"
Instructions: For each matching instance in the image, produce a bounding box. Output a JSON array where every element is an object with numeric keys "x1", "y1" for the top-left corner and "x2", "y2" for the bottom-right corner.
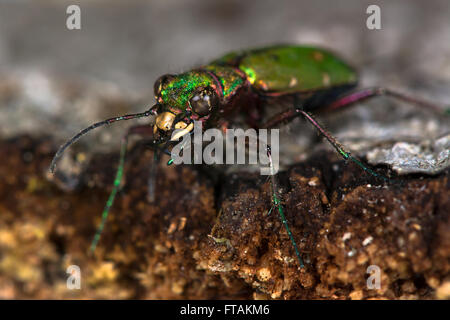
[{"x1": 0, "y1": 135, "x2": 448, "y2": 299}]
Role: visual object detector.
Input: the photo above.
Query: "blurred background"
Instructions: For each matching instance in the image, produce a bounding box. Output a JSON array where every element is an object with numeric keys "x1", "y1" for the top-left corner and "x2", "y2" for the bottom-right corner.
[
  {"x1": 0, "y1": 0, "x2": 449, "y2": 156},
  {"x1": 0, "y1": 0, "x2": 449, "y2": 299}
]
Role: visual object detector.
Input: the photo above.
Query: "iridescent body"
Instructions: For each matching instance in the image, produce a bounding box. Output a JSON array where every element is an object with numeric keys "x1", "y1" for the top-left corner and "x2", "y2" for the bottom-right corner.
[
  {"x1": 49, "y1": 44, "x2": 448, "y2": 267},
  {"x1": 154, "y1": 45, "x2": 357, "y2": 132}
]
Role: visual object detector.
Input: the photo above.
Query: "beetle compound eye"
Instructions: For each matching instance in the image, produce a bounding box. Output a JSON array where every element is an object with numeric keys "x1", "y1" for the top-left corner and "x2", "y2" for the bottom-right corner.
[
  {"x1": 189, "y1": 88, "x2": 218, "y2": 116},
  {"x1": 154, "y1": 74, "x2": 175, "y2": 97}
]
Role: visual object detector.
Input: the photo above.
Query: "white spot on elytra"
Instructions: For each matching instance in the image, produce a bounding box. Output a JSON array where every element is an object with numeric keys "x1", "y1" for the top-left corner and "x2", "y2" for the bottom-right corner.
[
  {"x1": 289, "y1": 77, "x2": 298, "y2": 88},
  {"x1": 322, "y1": 73, "x2": 330, "y2": 85}
]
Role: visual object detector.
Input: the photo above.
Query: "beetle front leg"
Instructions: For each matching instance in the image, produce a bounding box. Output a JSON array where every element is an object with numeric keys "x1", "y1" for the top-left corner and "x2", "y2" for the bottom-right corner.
[
  {"x1": 265, "y1": 144, "x2": 305, "y2": 269},
  {"x1": 90, "y1": 124, "x2": 159, "y2": 253}
]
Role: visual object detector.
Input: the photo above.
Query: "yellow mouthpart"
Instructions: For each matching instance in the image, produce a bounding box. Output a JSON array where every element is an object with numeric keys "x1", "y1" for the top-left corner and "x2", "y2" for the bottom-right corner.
[
  {"x1": 170, "y1": 122, "x2": 194, "y2": 141},
  {"x1": 155, "y1": 112, "x2": 175, "y2": 131}
]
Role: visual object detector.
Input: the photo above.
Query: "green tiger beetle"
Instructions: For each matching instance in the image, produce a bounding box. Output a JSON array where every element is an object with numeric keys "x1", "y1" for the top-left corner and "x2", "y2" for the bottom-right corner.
[{"x1": 49, "y1": 45, "x2": 449, "y2": 268}]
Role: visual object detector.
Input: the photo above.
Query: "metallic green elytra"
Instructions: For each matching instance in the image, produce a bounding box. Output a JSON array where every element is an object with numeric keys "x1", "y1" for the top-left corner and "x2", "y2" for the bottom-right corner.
[
  {"x1": 155, "y1": 44, "x2": 357, "y2": 116},
  {"x1": 50, "y1": 43, "x2": 447, "y2": 267},
  {"x1": 215, "y1": 45, "x2": 357, "y2": 93}
]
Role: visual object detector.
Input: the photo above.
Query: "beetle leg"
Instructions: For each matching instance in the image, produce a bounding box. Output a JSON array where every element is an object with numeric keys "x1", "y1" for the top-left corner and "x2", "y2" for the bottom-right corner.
[
  {"x1": 259, "y1": 110, "x2": 394, "y2": 268},
  {"x1": 90, "y1": 125, "x2": 158, "y2": 253},
  {"x1": 245, "y1": 97, "x2": 264, "y2": 128},
  {"x1": 296, "y1": 110, "x2": 392, "y2": 182},
  {"x1": 262, "y1": 106, "x2": 393, "y2": 182},
  {"x1": 261, "y1": 109, "x2": 297, "y2": 128},
  {"x1": 262, "y1": 86, "x2": 449, "y2": 129},
  {"x1": 265, "y1": 144, "x2": 305, "y2": 269},
  {"x1": 321, "y1": 87, "x2": 448, "y2": 114}
]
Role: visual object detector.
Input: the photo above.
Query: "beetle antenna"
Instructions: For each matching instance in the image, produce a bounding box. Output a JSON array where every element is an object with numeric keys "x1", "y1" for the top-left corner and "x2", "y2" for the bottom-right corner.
[{"x1": 49, "y1": 107, "x2": 157, "y2": 173}]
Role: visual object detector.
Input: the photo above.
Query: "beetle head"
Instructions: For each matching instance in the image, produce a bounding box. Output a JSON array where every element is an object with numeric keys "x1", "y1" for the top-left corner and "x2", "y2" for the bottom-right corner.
[{"x1": 152, "y1": 72, "x2": 221, "y2": 141}]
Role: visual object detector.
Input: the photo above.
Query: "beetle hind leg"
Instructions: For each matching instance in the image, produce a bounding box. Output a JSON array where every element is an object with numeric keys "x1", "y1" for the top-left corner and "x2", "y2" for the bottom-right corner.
[{"x1": 321, "y1": 87, "x2": 448, "y2": 115}]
